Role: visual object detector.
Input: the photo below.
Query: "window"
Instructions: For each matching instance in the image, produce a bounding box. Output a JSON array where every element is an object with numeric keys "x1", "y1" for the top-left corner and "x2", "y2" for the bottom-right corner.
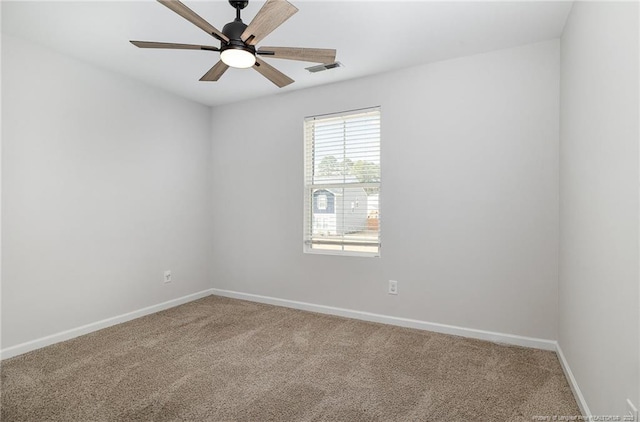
[
  {"x1": 317, "y1": 194, "x2": 328, "y2": 210},
  {"x1": 304, "y1": 107, "x2": 381, "y2": 256}
]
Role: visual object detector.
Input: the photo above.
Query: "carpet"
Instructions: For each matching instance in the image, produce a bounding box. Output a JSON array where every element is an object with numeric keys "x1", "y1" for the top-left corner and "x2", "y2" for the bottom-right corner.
[{"x1": 1, "y1": 295, "x2": 580, "y2": 421}]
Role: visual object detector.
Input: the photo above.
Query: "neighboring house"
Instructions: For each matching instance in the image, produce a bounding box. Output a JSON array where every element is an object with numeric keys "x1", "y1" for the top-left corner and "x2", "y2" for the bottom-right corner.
[{"x1": 312, "y1": 187, "x2": 368, "y2": 236}]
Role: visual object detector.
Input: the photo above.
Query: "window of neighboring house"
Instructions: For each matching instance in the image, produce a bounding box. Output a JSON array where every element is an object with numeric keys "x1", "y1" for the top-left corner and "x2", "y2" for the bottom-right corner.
[
  {"x1": 303, "y1": 107, "x2": 381, "y2": 256},
  {"x1": 317, "y1": 194, "x2": 328, "y2": 210}
]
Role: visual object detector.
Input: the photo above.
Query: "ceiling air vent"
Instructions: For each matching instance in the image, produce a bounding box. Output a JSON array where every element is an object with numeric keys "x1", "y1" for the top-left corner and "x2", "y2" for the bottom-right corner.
[{"x1": 306, "y1": 62, "x2": 344, "y2": 73}]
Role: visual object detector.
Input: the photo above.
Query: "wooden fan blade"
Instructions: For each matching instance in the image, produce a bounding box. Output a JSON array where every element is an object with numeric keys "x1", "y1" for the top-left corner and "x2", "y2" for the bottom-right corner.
[
  {"x1": 257, "y1": 47, "x2": 335, "y2": 64},
  {"x1": 130, "y1": 41, "x2": 219, "y2": 51},
  {"x1": 253, "y1": 57, "x2": 294, "y2": 88},
  {"x1": 158, "y1": 0, "x2": 229, "y2": 43},
  {"x1": 241, "y1": 0, "x2": 298, "y2": 46},
  {"x1": 200, "y1": 61, "x2": 229, "y2": 81}
]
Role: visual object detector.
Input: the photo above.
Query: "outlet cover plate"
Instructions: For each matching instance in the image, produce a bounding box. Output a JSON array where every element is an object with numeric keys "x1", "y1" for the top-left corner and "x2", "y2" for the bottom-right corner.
[
  {"x1": 164, "y1": 270, "x2": 172, "y2": 283},
  {"x1": 388, "y1": 280, "x2": 398, "y2": 295}
]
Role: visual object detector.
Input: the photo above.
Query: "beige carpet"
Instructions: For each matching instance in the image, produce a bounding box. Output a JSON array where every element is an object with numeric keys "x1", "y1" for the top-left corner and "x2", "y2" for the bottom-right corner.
[{"x1": 1, "y1": 295, "x2": 579, "y2": 421}]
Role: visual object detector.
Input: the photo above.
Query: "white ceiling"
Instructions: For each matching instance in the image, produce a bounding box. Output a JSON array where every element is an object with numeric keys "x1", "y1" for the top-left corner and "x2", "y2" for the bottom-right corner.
[{"x1": 2, "y1": 1, "x2": 572, "y2": 107}]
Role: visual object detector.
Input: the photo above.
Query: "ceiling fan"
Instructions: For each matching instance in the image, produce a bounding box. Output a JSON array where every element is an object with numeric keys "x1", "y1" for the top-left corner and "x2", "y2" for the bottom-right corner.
[{"x1": 130, "y1": 0, "x2": 337, "y2": 88}]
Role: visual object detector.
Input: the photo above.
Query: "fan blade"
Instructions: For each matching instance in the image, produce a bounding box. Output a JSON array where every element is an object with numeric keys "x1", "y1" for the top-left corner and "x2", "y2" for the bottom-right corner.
[
  {"x1": 130, "y1": 41, "x2": 219, "y2": 51},
  {"x1": 253, "y1": 57, "x2": 294, "y2": 88},
  {"x1": 241, "y1": 0, "x2": 298, "y2": 46},
  {"x1": 158, "y1": 0, "x2": 229, "y2": 43},
  {"x1": 257, "y1": 47, "x2": 335, "y2": 64},
  {"x1": 200, "y1": 61, "x2": 229, "y2": 81}
]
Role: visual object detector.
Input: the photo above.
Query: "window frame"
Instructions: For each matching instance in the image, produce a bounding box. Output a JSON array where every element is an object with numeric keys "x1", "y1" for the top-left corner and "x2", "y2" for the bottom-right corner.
[{"x1": 303, "y1": 107, "x2": 381, "y2": 258}]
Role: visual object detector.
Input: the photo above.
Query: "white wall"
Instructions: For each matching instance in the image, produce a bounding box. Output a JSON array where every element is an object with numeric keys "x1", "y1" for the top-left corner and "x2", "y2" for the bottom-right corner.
[
  {"x1": 559, "y1": 2, "x2": 640, "y2": 417},
  {"x1": 1, "y1": 35, "x2": 213, "y2": 349},
  {"x1": 210, "y1": 40, "x2": 560, "y2": 340}
]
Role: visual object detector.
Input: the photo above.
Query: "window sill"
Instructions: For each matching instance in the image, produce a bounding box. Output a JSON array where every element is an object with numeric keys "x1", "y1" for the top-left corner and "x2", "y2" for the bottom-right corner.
[{"x1": 303, "y1": 247, "x2": 380, "y2": 258}]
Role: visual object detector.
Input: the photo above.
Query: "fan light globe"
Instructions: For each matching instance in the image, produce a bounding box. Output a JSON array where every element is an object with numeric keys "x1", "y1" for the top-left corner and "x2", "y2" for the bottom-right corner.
[{"x1": 221, "y1": 49, "x2": 256, "y2": 69}]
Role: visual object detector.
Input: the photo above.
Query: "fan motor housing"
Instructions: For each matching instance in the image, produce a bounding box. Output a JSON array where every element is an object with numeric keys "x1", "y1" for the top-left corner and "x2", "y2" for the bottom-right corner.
[{"x1": 221, "y1": 20, "x2": 255, "y2": 55}]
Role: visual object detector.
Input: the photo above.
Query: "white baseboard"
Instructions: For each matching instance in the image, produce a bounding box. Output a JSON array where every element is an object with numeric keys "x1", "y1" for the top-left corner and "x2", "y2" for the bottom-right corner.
[
  {"x1": 0, "y1": 289, "x2": 214, "y2": 360},
  {"x1": 211, "y1": 288, "x2": 557, "y2": 351},
  {"x1": 556, "y1": 343, "x2": 592, "y2": 418}
]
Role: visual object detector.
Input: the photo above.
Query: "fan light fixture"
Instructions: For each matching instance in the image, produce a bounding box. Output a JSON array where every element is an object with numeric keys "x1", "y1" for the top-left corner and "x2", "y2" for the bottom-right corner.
[
  {"x1": 220, "y1": 48, "x2": 256, "y2": 68},
  {"x1": 130, "y1": 0, "x2": 337, "y2": 87}
]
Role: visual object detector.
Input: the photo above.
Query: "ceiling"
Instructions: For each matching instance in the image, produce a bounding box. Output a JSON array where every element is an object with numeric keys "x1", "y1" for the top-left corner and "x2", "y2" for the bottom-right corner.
[{"x1": 1, "y1": 1, "x2": 572, "y2": 107}]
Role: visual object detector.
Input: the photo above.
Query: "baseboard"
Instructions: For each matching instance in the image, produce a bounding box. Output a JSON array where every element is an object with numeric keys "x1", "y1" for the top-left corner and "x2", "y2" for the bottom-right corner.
[
  {"x1": 556, "y1": 343, "x2": 592, "y2": 417},
  {"x1": 211, "y1": 288, "x2": 557, "y2": 351},
  {"x1": 0, "y1": 289, "x2": 214, "y2": 360}
]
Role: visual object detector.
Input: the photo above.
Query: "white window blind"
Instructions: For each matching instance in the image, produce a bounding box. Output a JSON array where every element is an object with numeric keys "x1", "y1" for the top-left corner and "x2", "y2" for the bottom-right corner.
[{"x1": 303, "y1": 107, "x2": 381, "y2": 256}]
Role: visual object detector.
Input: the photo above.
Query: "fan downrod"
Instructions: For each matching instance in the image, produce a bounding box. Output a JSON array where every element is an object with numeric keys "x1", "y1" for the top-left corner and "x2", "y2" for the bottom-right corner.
[{"x1": 228, "y1": 1, "x2": 248, "y2": 10}]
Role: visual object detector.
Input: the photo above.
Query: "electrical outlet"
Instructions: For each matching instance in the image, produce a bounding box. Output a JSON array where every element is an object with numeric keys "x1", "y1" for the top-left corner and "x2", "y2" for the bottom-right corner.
[
  {"x1": 164, "y1": 270, "x2": 172, "y2": 283},
  {"x1": 627, "y1": 399, "x2": 638, "y2": 421},
  {"x1": 388, "y1": 280, "x2": 398, "y2": 295}
]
